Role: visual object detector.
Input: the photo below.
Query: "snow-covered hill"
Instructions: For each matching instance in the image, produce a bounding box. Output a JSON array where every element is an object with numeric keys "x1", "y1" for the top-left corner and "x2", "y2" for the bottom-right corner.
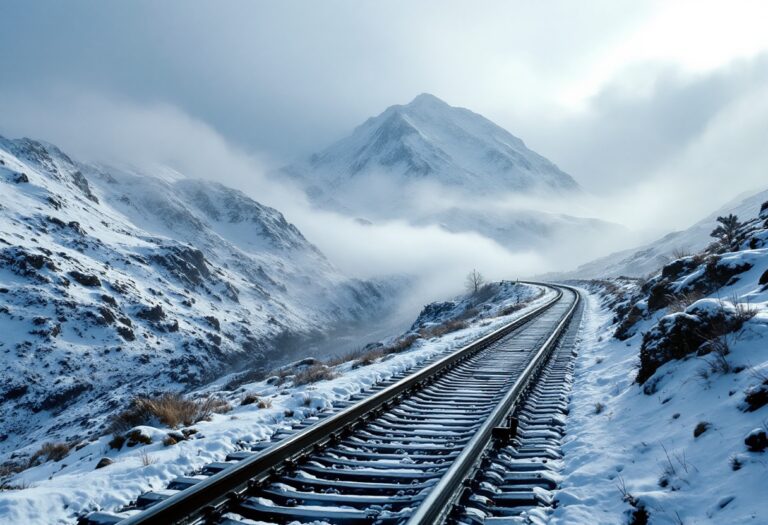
[
  {"x1": 555, "y1": 187, "x2": 768, "y2": 279},
  {"x1": 279, "y1": 94, "x2": 620, "y2": 257},
  {"x1": 0, "y1": 136, "x2": 395, "y2": 458},
  {"x1": 555, "y1": 202, "x2": 768, "y2": 523}
]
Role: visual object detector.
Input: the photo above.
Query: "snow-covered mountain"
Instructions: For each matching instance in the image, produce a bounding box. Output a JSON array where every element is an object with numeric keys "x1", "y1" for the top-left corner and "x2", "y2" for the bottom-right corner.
[
  {"x1": 283, "y1": 93, "x2": 578, "y2": 208},
  {"x1": 0, "y1": 136, "x2": 395, "y2": 457},
  {"x1": 280, "y1": 94, "x2": 620, "y2": 255},
  {"x1": 554, "y1": 187, "x2": 768, "y2": 279}
]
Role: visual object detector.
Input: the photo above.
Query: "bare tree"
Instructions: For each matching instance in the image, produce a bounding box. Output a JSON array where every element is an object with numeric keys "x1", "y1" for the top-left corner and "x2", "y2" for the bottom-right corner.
[
  {"x1": 710, "y1": 214, "x2": 741, "y2": 248},
  {"x1": 465, "y1": 269, "x2": 484, "y2": 295}
]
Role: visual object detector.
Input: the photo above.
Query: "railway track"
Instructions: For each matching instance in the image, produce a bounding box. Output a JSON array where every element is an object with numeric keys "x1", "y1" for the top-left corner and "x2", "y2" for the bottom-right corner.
[{"x1": 84, "y1": 284, "x2": 581, "y2": 525}]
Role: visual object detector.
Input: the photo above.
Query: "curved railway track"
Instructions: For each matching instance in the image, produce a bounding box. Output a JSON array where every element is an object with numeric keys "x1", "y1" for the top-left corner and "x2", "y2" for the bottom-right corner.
[{"x1": 84, "y1": 284, "x2": 581, "y2": 525}]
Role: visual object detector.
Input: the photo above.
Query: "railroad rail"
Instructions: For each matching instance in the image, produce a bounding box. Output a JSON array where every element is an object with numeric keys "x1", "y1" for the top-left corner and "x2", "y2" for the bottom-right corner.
[{"x1": 84, "y1": 283, "x2": 581, "y2": 525}]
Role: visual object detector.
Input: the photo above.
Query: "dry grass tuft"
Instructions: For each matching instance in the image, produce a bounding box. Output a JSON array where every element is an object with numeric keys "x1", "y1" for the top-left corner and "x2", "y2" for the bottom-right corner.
[
  {"x1": 109, "y1": 393, "x2": 231, "y2": 432},
  {"x1": 139, "y1": 449, "x2": 157, "y2": 466},
  {"x1": 28, "y1": 442, "x2": 69, "y2": 466},
  {"x1": 419, "y1": 319, "x2": 469, "y2": 339},
  {"x1": 665, "y1": 289, "x2": 706, "y2": 313},
  {"x1": 293, "y1": 364, "x2": 338, "y2": 386}
]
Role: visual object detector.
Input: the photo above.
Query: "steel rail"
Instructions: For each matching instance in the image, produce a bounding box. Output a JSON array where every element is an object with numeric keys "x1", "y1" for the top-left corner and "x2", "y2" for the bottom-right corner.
[
  {"x1": 405, "y1": 285, "x2": 580, "y2": 525},
  {"x1": 116, "y1": 283, "x2": 564, "y2": 525}
]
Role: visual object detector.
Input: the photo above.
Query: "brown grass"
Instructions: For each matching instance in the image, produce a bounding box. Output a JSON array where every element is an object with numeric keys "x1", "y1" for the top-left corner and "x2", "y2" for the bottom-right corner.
[
  {"x1": 139, "y1": 449, "x2": 157, "y2": 466},
  {"x1": 109, "y1": 393, "x2": 231, "y2": 432},
  {"x1": 293, "y1": 364, "x2": 338, "y2": 386},
  {"x1": 665, "y1": 289, "x2": 706, "y2": 313},
  {"x1": 419, "y1": 319, "x2": 468, "y2": 339},
  {"x1": 28, "y1": 442, "x2": 69, "y2": 466},
  {"x1": 240, "y1": 393, "x2": 259, "y2": 406}
]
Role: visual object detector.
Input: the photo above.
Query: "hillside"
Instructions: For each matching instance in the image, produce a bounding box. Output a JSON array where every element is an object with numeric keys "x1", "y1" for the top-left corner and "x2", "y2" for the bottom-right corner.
[
  {"x1": 0, "y1": 136, "x2": 396, "y2": 459},
  {"x1": 554, "y1": 187, "x2": 768, "y2": 279},
  {"x1": 554, "y1": 201, "x2": 768, "y2": 523}
]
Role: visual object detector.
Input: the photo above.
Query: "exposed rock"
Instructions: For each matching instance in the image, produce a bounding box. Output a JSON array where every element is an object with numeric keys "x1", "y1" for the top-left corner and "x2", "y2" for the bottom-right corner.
[
  {"x1": 70, "y1": 170, "x2": 99, "y2": 203},
  {"x1": 151, "y1": 245, "x2": 211, "y2": 287},
  {"x1": 745, "y1": 428, "x2": 767, "y2": 452},
  {"x1": 38, "y1": 383, "x2": 90, "y2": 412},
  {"x1": 137, "y1": 304, "x2": 165, "y2": 322},
  {"x1": 637, "y1": 299, "x2": 741, "y2": 385},
  {"x1": 204, "y1": 315, "x2": 221, "y2": 331},
  {"x1": 68, "y1": 271, "x2": 101, "y2": 287},
  {"x1": 742, "y1": 380, "x2": 768, "y2": 412},
  {"x1": 116, "y1": 326, "x2": 135, "y2": 341},
  {"x1": 95, "y1": 457, "x2": 113, "y2": 469}
]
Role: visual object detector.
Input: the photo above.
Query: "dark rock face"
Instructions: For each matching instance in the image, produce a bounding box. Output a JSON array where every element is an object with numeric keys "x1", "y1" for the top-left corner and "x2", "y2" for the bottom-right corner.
[
  {"x1": 37, "y1": 383, "x2": 90, "y2": 412},
  {"x1": 116, "y1": 326, "x2": 135, "y2": 341},
  {"x1": 745, "y1": 428, "x2": 767, "y2": 452},
  {"x1": 637, "y1": 300, "x2": 742, "y2": 385},
  {"x1": 0, "y1": 247, "x2": 55, "y2": 277},
  {"x1": 151, "y1": 245, "x2": 211, "y2": 287},
  {"x1": 69, "y1": 271, "x2": 101, "y2": 287},
  {"x1": 137, "y1": 304, "x2": 165, "y2": 322},
  {"x1": 70, "y1": 170, "x2": 99, "y2": 203},
  {"x1": 743, "y1": 380, "x2": 768, "y2": 412},
  {"x1": 204, "y1": 316, "x2": 220, "y2": 331}
]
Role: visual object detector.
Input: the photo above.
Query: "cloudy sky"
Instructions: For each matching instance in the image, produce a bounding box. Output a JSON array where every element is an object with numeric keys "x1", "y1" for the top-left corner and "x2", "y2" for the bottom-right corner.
[{"x1": 1, "y1": 0, "x2": 767, "y2": 285}]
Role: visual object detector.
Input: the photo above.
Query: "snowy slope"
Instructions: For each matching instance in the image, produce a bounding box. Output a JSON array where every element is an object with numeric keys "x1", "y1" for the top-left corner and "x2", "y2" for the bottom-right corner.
[
  {"x1": 555, "y1": 202, "x2": 768, "y2": 523},
  {"x1": 557, "y1": 187, "x2": 768, "y2": 279},
  {"x1": 0, "y1": 283, "x2": 550, "y2": 524},
  {"x1": 0, "y1": 136, "x2": 395, "y2": 460}
]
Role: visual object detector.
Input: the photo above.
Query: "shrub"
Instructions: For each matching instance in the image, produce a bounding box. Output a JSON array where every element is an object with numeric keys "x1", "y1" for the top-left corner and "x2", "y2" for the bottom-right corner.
[
  {"x1": 126, "y1": 429, "x2": 152, "y2": 447},
  {"x1": 664, "y1": 290, "x2": 706, "y2": 314},
  {"x1": 28, "y1": 442, "x2": 69, "y2": 466},
  {"x1": 108, "y1": 434, "x2": 126, "y2": 450},
  {"x1": 293, "y1": 364, "x2": 338, "y2": 386},
  {"x1": 240, "y1": 393, "x2": 259, "y2": 406},
  {"x1": 139, "y1": 449, "x2": 156, "y2": 466},
  {"x1": 109, "y1": 393, "x2": 231, "y2": 432},
  {"x1": 257, "y1": 398, "x2": 272, "y2": 409},
  {"x1": 420, "y1": 319, "x2": 469, "y2": 338}
]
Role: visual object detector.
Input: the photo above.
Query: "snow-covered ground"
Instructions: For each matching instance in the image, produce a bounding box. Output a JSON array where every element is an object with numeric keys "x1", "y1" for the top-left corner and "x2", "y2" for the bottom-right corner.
[
  {"x1": 0, "y1": 284, "x2": 552, "y2": 525},
  {"x1": 553, "y1": 286, "x2": 768, "y2": 524}
]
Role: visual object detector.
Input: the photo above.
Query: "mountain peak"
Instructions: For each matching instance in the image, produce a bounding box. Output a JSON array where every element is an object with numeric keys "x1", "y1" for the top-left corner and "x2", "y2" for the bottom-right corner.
[
  {"x1": 405, "y1": 93, "x2": 449, "y2": 109},
  {"x1": 282, "y1": 95, "x2": 580, "y2": 209}
]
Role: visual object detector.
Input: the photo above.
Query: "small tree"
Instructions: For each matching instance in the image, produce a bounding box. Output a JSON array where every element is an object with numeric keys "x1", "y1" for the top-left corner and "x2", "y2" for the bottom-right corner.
[
  {"x1": 710, "y1": 214, "x2": 741, "y2": 248},
  {"x1": 465, "y1": 269, "x2": 484, "y2": 295}
]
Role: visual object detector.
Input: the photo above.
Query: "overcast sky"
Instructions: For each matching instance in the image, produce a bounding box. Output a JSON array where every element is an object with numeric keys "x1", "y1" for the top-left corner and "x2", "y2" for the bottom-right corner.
[{"x1": 1, "y1": 0, "x2": 767, "y2": 232}]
